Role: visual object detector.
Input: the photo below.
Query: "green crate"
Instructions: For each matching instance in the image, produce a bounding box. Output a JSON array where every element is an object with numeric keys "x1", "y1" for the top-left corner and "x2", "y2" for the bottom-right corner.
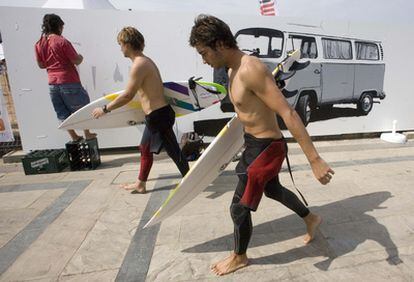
[{"x1": 22, "y1": 149, "x2": 69, "y2": 175}]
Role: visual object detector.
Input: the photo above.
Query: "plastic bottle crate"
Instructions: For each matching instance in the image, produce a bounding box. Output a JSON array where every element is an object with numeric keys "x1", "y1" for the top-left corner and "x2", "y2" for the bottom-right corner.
[
  {"x1": 65, "y1": 138, "x2": 101, "y2": 170},
  {"x1": 22, "y1": 149, "x2": 69, "y2": 175}
]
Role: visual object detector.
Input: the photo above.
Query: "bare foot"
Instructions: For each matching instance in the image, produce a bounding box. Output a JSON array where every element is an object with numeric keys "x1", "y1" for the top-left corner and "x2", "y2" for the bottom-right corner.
[
  {"x1": 210, "y1": 253, "x2": 248, "y2": 276},
  {"x1": 119, "y1": 181, "x2": 146, "y2": 194},
  {"x1": 303, "y1": 213, "x2": 322, "y2": 244}
]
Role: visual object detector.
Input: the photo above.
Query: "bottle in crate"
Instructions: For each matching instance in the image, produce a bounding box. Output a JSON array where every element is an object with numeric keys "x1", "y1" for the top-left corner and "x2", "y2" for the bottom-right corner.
[{"x1": 65, "y1": 138, "x2": 101, "y2": 170}]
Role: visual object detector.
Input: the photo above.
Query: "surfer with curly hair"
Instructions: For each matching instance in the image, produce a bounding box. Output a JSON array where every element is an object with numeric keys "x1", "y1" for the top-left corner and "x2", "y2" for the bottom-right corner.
[
  {"x1": 189, "y1": 15, "x2": 334, "y2": 276},
  {"x1": 93, "y1": 26, "x2": 189, "y2": 193}
]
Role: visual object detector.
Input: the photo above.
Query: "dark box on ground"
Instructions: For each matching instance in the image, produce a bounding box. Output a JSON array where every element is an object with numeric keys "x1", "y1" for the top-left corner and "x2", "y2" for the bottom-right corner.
[
  {"x1": 22, "y1": 149, "x2": 69, "y2": 175},
  {"x1": 194, "y1": 118, "x2": 231, "y2": 137},
  {"x1": 65, "y1": 138, "x2": 101, "y2": 170}
]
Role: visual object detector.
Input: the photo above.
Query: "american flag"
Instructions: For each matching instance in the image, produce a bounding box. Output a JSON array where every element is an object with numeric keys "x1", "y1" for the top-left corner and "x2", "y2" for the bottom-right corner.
[{"x1": 259, "y1": 0, "x2": 276, "y2": 16}]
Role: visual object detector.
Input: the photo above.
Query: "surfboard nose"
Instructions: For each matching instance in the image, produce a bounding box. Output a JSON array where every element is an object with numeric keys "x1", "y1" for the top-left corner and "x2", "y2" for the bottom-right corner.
[{"x1": 58, "y1": 120, "x2": 69, "y2": 129}]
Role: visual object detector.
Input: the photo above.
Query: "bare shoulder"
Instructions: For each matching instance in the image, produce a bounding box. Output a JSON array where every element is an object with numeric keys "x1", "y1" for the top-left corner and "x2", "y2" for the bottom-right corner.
[
  {"x1": 137, "y1": 56, "x2": 159, "y2": 70},
  {"x1": 132, "y1": 56, "x2": 149, "y2": 67},
  {"x1": 130, "y1": 56, "x2": 150, "y2": 74},
  {"x1": 239, "y1": 55, "x2": 270, "y2": 86}
]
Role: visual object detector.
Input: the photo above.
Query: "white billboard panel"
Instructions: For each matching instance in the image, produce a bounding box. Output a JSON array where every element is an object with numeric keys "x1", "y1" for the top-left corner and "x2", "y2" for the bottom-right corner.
[{"x1": 0, "y1": 7, "x2": 413, "y2": 151}]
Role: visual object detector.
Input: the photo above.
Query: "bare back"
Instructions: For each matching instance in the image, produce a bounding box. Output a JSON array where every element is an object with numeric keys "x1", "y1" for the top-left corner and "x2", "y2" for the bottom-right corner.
[
  {"x1": 132, "y1": 56, "x2": 167, "y2": 115},
  {"x1": 229, "y1": 55, "x2": 283, "y2": 139}
]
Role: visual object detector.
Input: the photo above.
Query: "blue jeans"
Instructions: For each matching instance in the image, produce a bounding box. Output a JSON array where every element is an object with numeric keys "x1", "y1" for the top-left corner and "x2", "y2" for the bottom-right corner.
[{"x1": 49, "y1": 83, "x2": 90, "y2": 121}]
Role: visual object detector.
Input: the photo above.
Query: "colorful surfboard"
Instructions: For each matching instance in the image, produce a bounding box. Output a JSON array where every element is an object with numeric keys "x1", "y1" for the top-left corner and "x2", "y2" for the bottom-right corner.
[
  {"x1": 59, "y1": 80, "x2": 227, "y2": 130},
  {"x1": 144, "y1": 49, "x2": 304, "y2": 228}
]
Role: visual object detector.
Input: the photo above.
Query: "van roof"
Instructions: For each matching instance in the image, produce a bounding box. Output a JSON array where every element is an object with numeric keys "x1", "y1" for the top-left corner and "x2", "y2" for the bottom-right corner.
[
  {"x1": 236, "y1": 27, "x2": 382, "y2": 44},
  {"x1": 286, "y1": 31, "x2": 382, "y2": 43}
]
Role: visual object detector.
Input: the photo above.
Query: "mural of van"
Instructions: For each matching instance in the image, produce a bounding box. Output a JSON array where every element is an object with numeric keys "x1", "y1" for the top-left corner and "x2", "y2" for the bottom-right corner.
[{"x1": 219, "y1": 27, "x2": 386, "y2": 126}]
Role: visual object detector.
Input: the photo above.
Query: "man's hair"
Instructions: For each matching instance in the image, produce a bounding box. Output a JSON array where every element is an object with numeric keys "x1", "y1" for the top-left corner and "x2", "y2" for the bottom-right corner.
[
  {"x1": 41, "y1": 14, "x2": 64, "y2": 35},
  {"x1": 189, "y1": 14, "x2": 237, "y2": 50},
  {"x1": 117, "y1": 27, "x2": 145, "y2": 51}
]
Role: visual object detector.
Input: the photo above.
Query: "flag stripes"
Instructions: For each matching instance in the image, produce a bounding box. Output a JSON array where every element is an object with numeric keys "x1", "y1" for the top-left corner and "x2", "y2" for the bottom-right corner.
[{"x1": 259, "y1": 0, "x2": 276, "y2": 16}]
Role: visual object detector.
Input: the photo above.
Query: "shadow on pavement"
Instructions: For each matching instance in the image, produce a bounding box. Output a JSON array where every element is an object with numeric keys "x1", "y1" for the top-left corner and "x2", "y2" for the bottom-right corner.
[{"x1": 183, "y1": 191, "x2": 403, "y2": 270}]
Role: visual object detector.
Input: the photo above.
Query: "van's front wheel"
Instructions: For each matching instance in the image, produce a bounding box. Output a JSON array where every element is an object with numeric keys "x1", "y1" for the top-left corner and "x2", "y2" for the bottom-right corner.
[
  {"x1": 357, "y1": 93, "x2": 373, "y2": 115},
  {"x1": 296, "y1": 94, "x2": 312, "y2": 126}
]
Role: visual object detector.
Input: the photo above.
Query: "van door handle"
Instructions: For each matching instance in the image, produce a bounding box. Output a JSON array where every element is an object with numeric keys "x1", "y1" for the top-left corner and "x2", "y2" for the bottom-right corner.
[{"x1": 314, "y1": 69, "x2": 321, "y2": 74}]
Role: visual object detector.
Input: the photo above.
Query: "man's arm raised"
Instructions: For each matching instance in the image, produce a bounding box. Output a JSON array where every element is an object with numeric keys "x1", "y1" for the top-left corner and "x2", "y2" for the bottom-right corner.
[{"x1": 242, "y1": 58, "x2": 334, "y2": 184}]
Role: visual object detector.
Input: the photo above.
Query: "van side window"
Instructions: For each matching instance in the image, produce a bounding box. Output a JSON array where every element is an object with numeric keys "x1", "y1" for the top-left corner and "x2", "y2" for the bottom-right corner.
[
  {"x1": 356, "y1": 42, "x2": 379, "y2": 60},
  {"x1": 287, "y1": 36, "x2": 318, "y2": 59},
  {"x1": 322, "y1": 38, "x2": 352, "y2": 60},
  {"x1": 270, "y1": 37, "x2": 283, "y2": 58}
]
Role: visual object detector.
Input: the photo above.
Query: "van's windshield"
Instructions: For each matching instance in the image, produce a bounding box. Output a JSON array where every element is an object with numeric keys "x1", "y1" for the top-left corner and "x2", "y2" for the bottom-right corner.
[{"x1": 235, "y1": 28, "x2": 284, "y2": 58}]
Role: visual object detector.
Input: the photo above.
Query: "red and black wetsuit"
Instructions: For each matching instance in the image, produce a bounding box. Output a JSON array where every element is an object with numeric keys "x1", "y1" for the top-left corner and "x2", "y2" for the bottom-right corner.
[
  {"x1": 231, "y1": 133, "x2": 309, "y2": 254},
  {"x1": 138, "y1": 105, "x2": 189, "y2": 181}
]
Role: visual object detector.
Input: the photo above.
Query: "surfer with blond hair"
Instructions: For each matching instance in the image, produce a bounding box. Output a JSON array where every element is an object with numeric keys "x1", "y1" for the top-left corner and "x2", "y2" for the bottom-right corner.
[
  {"x1": 92, "y1": 26, "x2": 189, "y2": 193},
  {"x1": 189, "y1": 15, "x2": 334, "y2": 276}
]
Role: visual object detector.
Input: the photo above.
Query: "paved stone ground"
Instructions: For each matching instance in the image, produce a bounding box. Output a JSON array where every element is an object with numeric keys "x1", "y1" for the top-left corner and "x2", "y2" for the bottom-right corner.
[{"x1": 0, "y1": 138, "x2": 413, "y2": 281}]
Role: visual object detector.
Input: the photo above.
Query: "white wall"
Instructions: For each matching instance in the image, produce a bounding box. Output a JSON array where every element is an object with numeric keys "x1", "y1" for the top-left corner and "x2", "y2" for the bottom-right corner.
[
  {"x1": 0, "y1": 7, "x2": 208, "y2": 151},
  {"x1": 0, "y1": 7, "x2": 413, "y2": 151}
]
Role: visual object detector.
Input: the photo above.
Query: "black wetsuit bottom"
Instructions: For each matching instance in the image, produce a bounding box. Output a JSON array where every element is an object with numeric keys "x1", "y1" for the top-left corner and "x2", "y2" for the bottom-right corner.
[
  {"x1": 141, "y1": 105, "x2": 189, "y2": 177},
  {"x1": 231, "y1": 133, "x2": 310, "y2": 255}
]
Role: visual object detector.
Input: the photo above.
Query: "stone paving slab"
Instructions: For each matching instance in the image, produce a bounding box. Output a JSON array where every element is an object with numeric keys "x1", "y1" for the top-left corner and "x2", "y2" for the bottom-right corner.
[
  {"x1": 0, "y1": 189, "x2": 65, "y2": 249},
  {"x1": 0, "y1": 139, "x2": 413, "y2": 281},
  {"x1": 59, "y1": 269, "x2": 119, "y2": 282}
]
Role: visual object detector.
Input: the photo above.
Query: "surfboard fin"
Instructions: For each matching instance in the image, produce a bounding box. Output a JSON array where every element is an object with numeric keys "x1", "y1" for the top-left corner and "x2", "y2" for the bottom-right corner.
[
  {"x1": 188, "y1": 77, "x2": 203, "y2": 110},
  {"x1": 189, "y1": 76, "x2": 227, "y2": 111},
  {"x1": 274, "y1": 70, "x2": 296, "y2": 82},
  {"x1": 189, "y1": 76, "x2": 222, "y2": 95},
  {"x1": 282, "y1": 89, "x2": 298, "y2": 98},
  {"x1": 289, "y1": 60, "x2": 310, "y2": 71},
  {"x1": 276, "y1": 80, "x2": 286, "y2": 89}
]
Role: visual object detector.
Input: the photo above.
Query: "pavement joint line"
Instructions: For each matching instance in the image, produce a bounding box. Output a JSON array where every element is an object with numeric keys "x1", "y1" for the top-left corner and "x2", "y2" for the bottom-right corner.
[
  {"x1": 0, "y1": 180, "x2": 92, "y2": 276},
  {"x1": 0, "y1": 181, "x2": 76, "y2": 193},
  {"x1": 115, "y1": 173, "x2": 177, "y2": 282},
  {"x1": 288, "y1": 141, "x2": 414, "y2": 155},
  {"x1": 111, "y1": 170, "x2": 181, "y2": 185},
  {"x1": 284, "y1": 155, "x2": 414, "y2": 173}
]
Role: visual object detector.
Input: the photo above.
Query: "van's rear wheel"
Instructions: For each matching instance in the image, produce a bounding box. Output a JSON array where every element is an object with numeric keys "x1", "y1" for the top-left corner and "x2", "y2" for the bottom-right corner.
[
  {"x1": 357, "y1": 93, "x2": 373, "y2": 115},
  {"x1": 296, "y1": 94, "x2": 312, "y2": 126}
]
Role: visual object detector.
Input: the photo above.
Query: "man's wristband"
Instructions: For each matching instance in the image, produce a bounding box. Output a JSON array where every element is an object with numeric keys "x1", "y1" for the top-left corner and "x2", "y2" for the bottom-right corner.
[{"x1": 102, "y1": 105, "x2": 111, "y2": 113}]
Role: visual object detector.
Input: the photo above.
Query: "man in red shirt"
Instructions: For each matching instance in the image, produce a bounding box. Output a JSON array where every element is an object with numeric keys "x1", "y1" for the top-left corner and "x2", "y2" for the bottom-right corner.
[{"x1": 35, "y1": 14, "x2": 96, "y2": 141}]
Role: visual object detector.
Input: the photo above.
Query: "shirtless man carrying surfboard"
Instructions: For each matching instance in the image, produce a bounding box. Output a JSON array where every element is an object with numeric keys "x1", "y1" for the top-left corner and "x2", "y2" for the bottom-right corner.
[
  {"x1": 189, "y1": 15, "x2": 334, "y2": 276},
  {"x1": 92, "y1": 26, "x2": 189, "y2": 193}
]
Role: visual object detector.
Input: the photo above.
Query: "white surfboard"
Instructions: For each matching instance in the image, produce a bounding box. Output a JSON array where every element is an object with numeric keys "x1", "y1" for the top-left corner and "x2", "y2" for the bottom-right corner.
[
  {"x1": 144, "y1": 115, "x2": 243, "y2": 228},
  {"x1": 144, "y1": 50, "x2": 304, "y2": 228},
  {"x1": 59, "y1": 80, "x2": 226, "y2": 130}
]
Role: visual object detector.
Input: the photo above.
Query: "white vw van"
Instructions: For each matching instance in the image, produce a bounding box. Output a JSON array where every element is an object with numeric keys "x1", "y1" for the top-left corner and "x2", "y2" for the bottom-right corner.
[{"x1": 230, "y1": 27, "x2": 386, "y2": 125}]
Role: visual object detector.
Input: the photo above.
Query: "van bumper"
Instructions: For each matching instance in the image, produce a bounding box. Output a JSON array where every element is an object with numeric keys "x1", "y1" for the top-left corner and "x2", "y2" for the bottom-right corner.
[{"x1": 377, "y1": 91, "x2": 386, "y2": 100}]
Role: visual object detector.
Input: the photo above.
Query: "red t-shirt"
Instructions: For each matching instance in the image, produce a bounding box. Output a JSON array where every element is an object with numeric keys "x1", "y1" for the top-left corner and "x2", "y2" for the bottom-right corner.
[{"x1": 35, "y1": 35, "x2": 81, "y2": 84}]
